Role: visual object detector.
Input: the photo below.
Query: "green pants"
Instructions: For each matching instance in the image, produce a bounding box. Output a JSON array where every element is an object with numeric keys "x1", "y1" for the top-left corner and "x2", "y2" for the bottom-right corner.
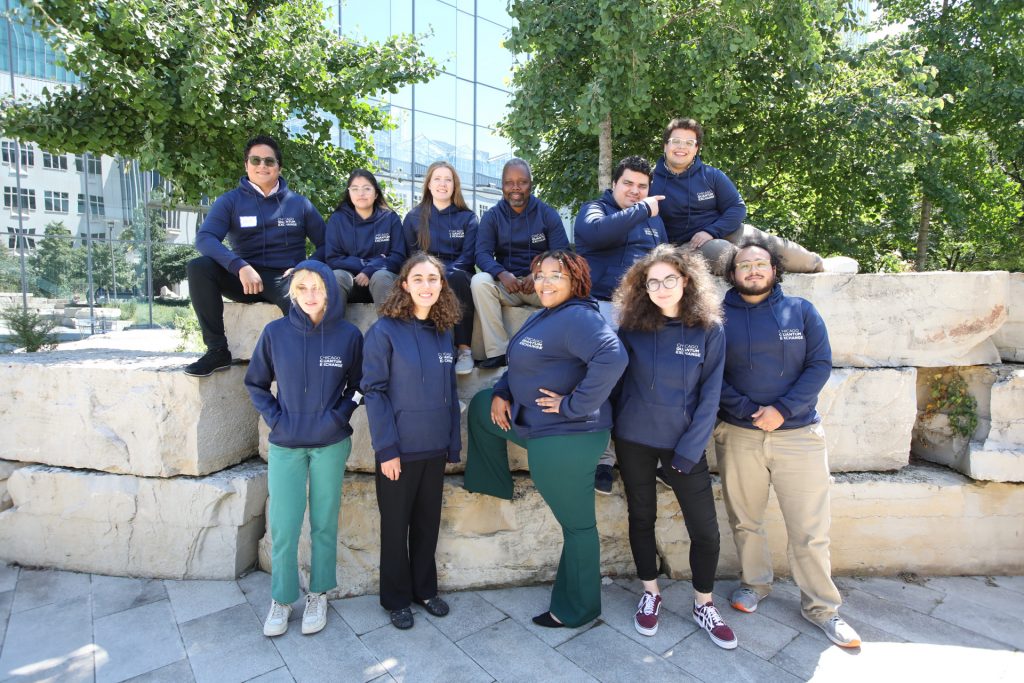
[
  {"x1": 466, "y1": 389, "x2": 608, "y2": 627},
  {"x1": 268, "y1": 438, "x2": 351, "y2": 604}
]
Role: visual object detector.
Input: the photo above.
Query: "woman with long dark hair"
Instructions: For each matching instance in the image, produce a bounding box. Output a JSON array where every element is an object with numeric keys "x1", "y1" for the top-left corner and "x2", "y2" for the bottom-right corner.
[
  {"x1": 326, "y1": 169, "x2": 405, "y2": 311},
  {"x1": 610, "y1": 243, "x2": 736, "y2": 648},
  {"x1": 362, "y1": 252, "x2": 463, "y2": 630},
  {"x1": 465, "y1": 249, "x2": 627, "y2": 629},
  {"x1": 402, "y1": 161, "x2": 478, "y2": 374}
]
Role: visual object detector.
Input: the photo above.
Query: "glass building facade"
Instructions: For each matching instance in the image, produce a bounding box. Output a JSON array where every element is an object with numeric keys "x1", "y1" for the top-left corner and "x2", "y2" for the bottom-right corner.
[
  {"x1": 0, "y1": 2, "x2": 77, "y2": 84},
  {"x1": 323, "y1": 0, "x2": 515, "y2": 216}
]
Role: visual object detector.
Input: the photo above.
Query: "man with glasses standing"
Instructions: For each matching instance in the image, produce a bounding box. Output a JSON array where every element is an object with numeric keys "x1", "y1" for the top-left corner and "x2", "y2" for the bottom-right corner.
[
  {"x1": 185, "y1": 135, "x2": 327, "y2": 377},
  {"x1": 652, "y1": 118, "x2": 825, "y2": 275},
  {"x1": 574, "y1": 155, "x2": 667, "y2": 493},
  {"x1": 716, "y1": 242, "x2": 861, "y2": 649}
]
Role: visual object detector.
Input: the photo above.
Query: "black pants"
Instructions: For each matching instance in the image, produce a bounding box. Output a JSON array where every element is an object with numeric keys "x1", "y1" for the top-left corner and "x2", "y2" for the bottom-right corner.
[
  {"x1": 616, "y1": 438, "x2": 720, "y2": 593},
  {"x1": 375, "y1": 455, "x2": 446, "y2": 610},
  {"x1": 447, "y1": 269, "x2": 474, "y2": 348},
  {"x1": 186, "y1": 256, "x2": 290, "y2": 352}
]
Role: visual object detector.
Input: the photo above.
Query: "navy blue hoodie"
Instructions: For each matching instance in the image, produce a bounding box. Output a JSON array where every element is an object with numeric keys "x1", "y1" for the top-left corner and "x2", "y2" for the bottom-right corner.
[
  {"x1": 361, "y1": 316, "x2": 461, "y2": 463},
  {"x1": 196, "y1": 176, "x2": 327, "y2": 274},
  {"x1": 574, "y1": 189, "x2": 667, "y2": 300},
  {"x1": 475, "y1": 196, "x2": 569, "y2": 278},
  {"x1": 402, "y1": 204, "x2": 479, "y2": 274},
  {"x1": 244, "y1": 260, "x2": 363, "y2": 448},
  {"x1": 325, "y1": 205, "x2": 406, "y2": 277},
  {"x1": 613, "y1": 321, "x2": 725, "y2": 473},
  {"x1": 650, "y1": 157, "x2": 746, "y2": 244},
  {"x1": 719, "y1": 285, "x2": 831, "y2": 430},
  {"x1": 492, "y1": 297, "x2": 627, "y2": 439}
]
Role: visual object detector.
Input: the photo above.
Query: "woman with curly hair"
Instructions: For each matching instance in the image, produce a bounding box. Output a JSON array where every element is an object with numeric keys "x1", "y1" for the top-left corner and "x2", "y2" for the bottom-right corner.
[
  {"x1": 361, "y1": 252, "x2": 463, "y2": 630},
  {"x1": 611, "y1": 243, "x2": 736, "y2": 648},
  {"x1": 465, "y1": 249, "x2": 627, "y2": 629}
]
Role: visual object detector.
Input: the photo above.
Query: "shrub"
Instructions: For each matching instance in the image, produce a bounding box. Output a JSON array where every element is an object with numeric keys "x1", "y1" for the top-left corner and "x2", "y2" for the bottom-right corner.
[{"x1": 1, "y1": 306, "x2": 58, "y2": 352}]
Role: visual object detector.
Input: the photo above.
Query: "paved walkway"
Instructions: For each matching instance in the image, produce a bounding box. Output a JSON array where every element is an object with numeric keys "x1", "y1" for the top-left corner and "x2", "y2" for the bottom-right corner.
[{"x1": 0, "y1": 564, "x2": 1021, "y2": 682}]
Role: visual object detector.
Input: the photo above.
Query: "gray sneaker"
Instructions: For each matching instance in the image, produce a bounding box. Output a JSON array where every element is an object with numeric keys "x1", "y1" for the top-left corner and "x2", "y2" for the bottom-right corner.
[
  {"x1": 263, "y1": 600, "x2": 292, "y2": 637},
  {"x1": 302, "y1": 592, "x2": 327, "y2": 635},
  {"x1": 729, "y1": 587, "x2": 763, "y2": 613},
  {"x1": 454, "y1": 348, "x2": 474, "y2": 375},
  {"x1": 806, "y1": 613, "x2": 862, "y2": 648}
]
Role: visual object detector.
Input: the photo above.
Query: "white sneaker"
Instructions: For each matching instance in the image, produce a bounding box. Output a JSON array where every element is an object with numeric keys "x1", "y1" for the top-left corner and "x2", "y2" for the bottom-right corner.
[
  {"x1": 455, "y1": 348, "x2": 474, "y2": 375},
  {"x1": 263, "y1": 600, "x2": 292, "y2": 637},
  {"x1": 302, "y1": 592, "x2": 328, "y2": 635},
  {"x1": 806, "y1": 613, "x2": 862, "y2": 648}
]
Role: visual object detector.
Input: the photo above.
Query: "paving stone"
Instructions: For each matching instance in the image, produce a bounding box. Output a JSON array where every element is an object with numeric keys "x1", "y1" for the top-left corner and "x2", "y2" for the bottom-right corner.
[
  {"x1": 165, "y1": 579, "x2": 247, "y2": 625},
  {"x1": 456, "y1": 617, "x2": 596, "y2": 682},
  {"x1": 91, "y1": 574, "x2": 168, "y2": 619},
  {"x1": 236, "y1": 570, "x2": 304, "y2": 631},
  {"x1": 0, "y1": 562, "x2": 17, "y2": 592},
  {"x1": 10, "y1": 567, "x2": 91, "y2": 614},
  {"x1": 0, "y1": 590, "x2": 11, "y2": 651},
  {"x1": 418, "y1": 591, "x2": 506, "y2": 643},
  {"x1": 359, "y1": 616, "x2": 491, "y2": 682},
  {"x1": 595, "y1": 582, "x2": 698, "y2": 655},
  {"x1": 926, "y1": 576, "x2": 1024, "y2": 619},
  {"x1": 557, "y1": 623, "x2": 697, "y2": 682},
  {"x1": 268, "y1": 608, "x2": 385, "y2": 683},
  {"x1": 770, "y1": 631, "x2": 855, "y2": 680},
  {"x1": 123, "y1": 658, "x2": 196, "y2": 682},
  {"x1": 179, "y1": 603, "x2": 284, "y2": 683},
  {"x1": 331, "y1": 594, "x2": 393, "y2": 636},
  {"x1": 989, "y1": 575, "x2": 1024, "y2": 595},
  {"x1": 247, "y1": 668, "x2": 297, "y2": 683},
  {"x1": 834, "y1": 576, "x2": 944, "y2": 616},
  {"x1": 476, "y1": 584, "x2": 596, "y2": 647},
  {"x1": 666, "y1": 627, "x2": 802, "y2": 682},
  {"x1": 930, "y1": 593, "x2": 1024, "y2": 650},
  {"x1": 0, "y1": 593, "x2": 94, "y2": 682},
  {"x1": 93, "y1": 600, "x2": 186, "y2": 683}
]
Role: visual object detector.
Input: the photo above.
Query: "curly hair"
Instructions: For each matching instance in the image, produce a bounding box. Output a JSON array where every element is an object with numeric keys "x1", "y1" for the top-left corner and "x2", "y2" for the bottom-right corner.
[
  {"x1": 377, "y1": 253, "x2": 462, "y2": 331},
  {"x1": 614, "y1": 244, "x2": 722, "y2": 331},
  {"x1": 723, "y1": 239, "x2": 785, "y2": 287},
  {"x1": 529, "y1": 249, "x2": 592, "y2": 300},
  {"x1": 662, "y1": 117, "x2": 704, "y2": 147}
]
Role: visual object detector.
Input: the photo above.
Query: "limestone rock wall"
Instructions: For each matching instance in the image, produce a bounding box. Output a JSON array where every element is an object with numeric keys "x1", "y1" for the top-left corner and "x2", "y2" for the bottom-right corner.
[
  {"x1": 0, "y1": 460, "x2": 28, "y2": 511},
  {"x1": 0, "y1": 460, "x2": 268, "y2": 579},
  {"x1": 992, "y1": 273, "x2": 1024, "y2": 362}
]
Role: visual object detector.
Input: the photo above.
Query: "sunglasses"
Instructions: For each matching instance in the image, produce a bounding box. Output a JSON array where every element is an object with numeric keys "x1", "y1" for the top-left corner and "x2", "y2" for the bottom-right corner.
[{"x1": 247, "y1": 156, "x2": 279, "y2": 167}]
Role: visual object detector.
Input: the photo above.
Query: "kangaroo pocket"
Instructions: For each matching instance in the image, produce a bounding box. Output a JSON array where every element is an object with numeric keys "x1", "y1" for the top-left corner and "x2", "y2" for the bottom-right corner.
[
  {"x1": 271, "y1": 409, "x2": 341, "y2": 447},
  {"x1": 615, "y1": 398, "x2": 688, "y2": 449},
  {"x1": 395, "y1": 407, "x2": 453, "y2": 453}
]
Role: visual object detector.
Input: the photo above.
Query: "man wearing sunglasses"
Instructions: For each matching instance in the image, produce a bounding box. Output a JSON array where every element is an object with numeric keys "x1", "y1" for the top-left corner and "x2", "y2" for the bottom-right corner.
[
  {"x1": 574, "y1": 155, "x2": 667, "y2": 493},
  {"x1": 185, "y1": 135, "x2": 327, "y2": 377},
  {"x1": 651, "y1": 118, "x2": 825, "y2": 275},
  {"x1": 715, "y1": 241, "x2": 861, "y2": 649}
]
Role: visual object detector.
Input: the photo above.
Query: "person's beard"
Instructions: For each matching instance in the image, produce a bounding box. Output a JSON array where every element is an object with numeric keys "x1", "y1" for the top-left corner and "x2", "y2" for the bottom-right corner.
[{"x1": 734, "y1": 273, "x2": 775, "y2": 297}]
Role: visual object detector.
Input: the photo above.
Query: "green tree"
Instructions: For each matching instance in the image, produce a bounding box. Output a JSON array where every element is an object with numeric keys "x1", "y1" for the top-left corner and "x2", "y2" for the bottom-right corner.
[
  {"x1": 0, "y1": 0, "x2": 437, "y2": 211},
  {"x1": 29, "y1": 222, "x2": 85, "y2": 296}
]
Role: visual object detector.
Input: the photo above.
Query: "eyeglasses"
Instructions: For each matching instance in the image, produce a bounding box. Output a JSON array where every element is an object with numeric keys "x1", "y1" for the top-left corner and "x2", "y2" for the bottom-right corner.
[
  {"x1": 534, "y1": 272, "x2": 568, "y2": 284},
  {"x1": 645, "y1": 275, "x2": 681, "y2": 291},
  {"x1": 735, "y1": 260, "x2": 772, "y2": 273},
  {"x1": 667, "y1": 138, "x2": 698, "y2": 149},
  {"x1": 348, "y1": 185, "x2": 375, "y2": 195},
  {"x1": 247, "y1": 156, "x2": 278, "y2": 167}
]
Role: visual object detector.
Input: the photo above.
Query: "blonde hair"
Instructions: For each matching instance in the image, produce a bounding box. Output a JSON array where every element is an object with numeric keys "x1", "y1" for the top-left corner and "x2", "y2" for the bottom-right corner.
[{"x1": 287, "y1": 268, "x2": 328, "y2": 312}]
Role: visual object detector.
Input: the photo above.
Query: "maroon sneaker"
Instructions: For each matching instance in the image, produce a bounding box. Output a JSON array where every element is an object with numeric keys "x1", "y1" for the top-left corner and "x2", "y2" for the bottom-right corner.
[
  {"x1": 693, "y1": 601, "x2": 738, "y2": 649},
  {"x1": 634, "y1": 591, "x2": 662, "y2": 636}
]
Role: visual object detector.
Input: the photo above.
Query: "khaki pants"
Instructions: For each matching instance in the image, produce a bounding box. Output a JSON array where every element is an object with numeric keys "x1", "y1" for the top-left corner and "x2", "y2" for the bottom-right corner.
[
  {"x1": 698, "y1": 224, "x2": 824, "y2": 275},
  {"x1": 470, "y1": 272, "x2": 541, "y2": 358},
  {"x1": 715, "y1": 421, "x2": 841, "y2": 622}
]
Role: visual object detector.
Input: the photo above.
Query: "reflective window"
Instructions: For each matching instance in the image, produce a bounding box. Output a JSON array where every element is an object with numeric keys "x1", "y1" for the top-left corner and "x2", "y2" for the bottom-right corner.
[
  {"x1": 4, "y1": 186, "x2": 36, "y2": 211},
  {"x1": 455, "y1": 10, "x2": 475, "y2": 80},
  {"x1": 476, "y1": 84, "x2": 510, "y2": 129},
  {"x1": 2, "y1": 140, "x2": 34, "y2": 167},
  {"x1": 342, "y1": 2, "x2": 392, "y2": 42},
  {"x1": 44, "y1": 190, "x2": 69, "y2": 213},
  {"x1": 42, "y1": 151, "x2": 68, "y2": 170},
  {"x1": 0, "y1": 4, "x2": 77, "y2": 83},
  {"x1": 455, "y1": 78, "x2": 474, "y2": 124},
  {"x1": 477, "y1": 0, "x2": 512, "y2": 27},
  {"x1": 476, "y1": 18, "x2": 513, "y2": 89},
  {"x1": 416, "y1": 72, "x2": 456, "y2": 119},
  {"x1": 416, "y1": 0, "x2": 456, "y2": 69},
  {"x1": 75, "y1": 154, "x2": 102, "y2": 176},
  {"x1": 414, "y1": 112, "x2": 457, "y2": 174},
  {"x1": 77, "y1": 193, "x2": 105, "y2": 216}
]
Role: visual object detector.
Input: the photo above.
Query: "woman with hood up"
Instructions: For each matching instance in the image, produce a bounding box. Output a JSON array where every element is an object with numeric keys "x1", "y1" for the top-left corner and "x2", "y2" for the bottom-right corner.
[
  {"x1": 361, "y1": 252, "x2": 463, "y2": 630},
  {"x1": 244, "y1": 260, "x2": 363, "y2": 638}
]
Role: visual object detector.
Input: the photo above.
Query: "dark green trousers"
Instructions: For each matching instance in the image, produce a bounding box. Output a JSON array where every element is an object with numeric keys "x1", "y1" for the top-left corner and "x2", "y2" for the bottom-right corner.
[{"x1": 466, "y1": 388, "x2": 609, "y2": 627}]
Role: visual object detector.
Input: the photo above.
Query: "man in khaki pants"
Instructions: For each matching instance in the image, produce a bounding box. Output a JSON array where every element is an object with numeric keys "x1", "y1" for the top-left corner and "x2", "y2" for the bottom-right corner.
[{"x1": 715, "y1": 241, "x2": 861, "y2": 648}]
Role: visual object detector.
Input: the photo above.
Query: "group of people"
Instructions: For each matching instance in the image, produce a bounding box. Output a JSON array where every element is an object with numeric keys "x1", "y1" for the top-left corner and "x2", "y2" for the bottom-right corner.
[{"x1": 185, "y1": 120, "x2": 860, "y2": 651}]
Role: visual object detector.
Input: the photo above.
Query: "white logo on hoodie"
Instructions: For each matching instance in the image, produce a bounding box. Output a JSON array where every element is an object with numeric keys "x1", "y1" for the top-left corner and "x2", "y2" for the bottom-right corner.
[
  {"x1": 676, "y1": 343, "x2": 701, "y2": 358},
  {"x1": 320, "y1": 355, "x2": 344, "y2": 368},
  {"x1": 519, "y1": 337, "x2": 543, "y2": 350},
  {"x1": 779, "y1": 329, "x2": 804, "y2": 341}
]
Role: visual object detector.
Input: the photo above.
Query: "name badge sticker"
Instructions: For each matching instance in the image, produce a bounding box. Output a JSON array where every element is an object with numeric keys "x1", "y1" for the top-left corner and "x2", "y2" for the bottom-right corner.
[{"x1": 239, "y1": 216, "x2": 258, "y2": 228}]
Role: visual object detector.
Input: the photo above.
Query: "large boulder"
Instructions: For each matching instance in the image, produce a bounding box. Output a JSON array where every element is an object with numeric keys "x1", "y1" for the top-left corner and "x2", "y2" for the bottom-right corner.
[
  {"x1": 0, "y1": 349, "x2": 257, "y2": 477},
  {"x1": 992, "y1": 272, "x2": 1024, "y2": 362},
  {"x1": 0, "y1": 459, "x2": 29, "y2": 511},
  {"x1": 0, "y1": 460, "x2": 268, "y2": 579}
]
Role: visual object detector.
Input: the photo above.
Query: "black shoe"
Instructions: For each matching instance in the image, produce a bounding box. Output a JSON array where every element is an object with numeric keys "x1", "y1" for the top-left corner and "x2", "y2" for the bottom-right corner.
[
  {"x1": 595, "y1": 464, "x2": 615, "y2": 495},
  {"x1": 532, "y1": 611, "x2": 565, "y2": 628},
  {"x1": 184, "y1": 349, "x2": 232, "y2": 377},
  {"x1": 418, "y1": 596, "x2": 450, "y2": 617},
  {"x1": 390, "y1": 607, "x2": 414, "y2": 630},
  {"x1": 477, "y1": 354, "x2": 507, "y2": 369},
  {"x1": 655, "y1": 466, "x2": 671, "y2": 489}
]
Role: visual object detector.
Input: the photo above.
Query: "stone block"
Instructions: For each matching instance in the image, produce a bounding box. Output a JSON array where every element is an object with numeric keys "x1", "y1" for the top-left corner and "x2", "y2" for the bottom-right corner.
[
  {"x1": 0, "y1": 460, "x2": 29, "y2": 511},
  {"x1": 0, "y1": 349, "x2": 258, "y2": 477},
  {"x1": 225, "y1": 302, "x2": 380, "y2": 361},
  {"x1": 0, "y1": 460, "x2": 268, "y2": 579},
  {"x1": 782, "y1": 271, "x2": 1007, "y2": 367},
  {"x1": 992, "y1": 272, "x2": 1024, "y2": 362}
]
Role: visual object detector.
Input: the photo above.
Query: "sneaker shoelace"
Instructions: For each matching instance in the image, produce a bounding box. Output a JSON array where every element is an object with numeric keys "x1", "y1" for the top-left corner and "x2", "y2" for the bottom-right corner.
[
  {"x1": 698, "y1": 602, "x2": 725, "y2": 628},
  {"x1": 305, "y1": 594, "x2": 323, "y2": 620},
  {"x1": 269, "y1": 601, "x2": 289, "y2": 622},
  {"x1": 639, "y1": 592, "x2": 658, "y2": 616}
]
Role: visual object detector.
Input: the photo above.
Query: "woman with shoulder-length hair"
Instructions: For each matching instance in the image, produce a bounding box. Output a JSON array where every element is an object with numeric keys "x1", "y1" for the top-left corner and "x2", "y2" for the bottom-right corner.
[
  {"x1": 465, "y1": 249, "x2": 627, "y2": 629},
  {"x1": 402, "y1": 161, "x2": 478, "y2": 375},
  {"x1": 244, "y1": 259, "x2": 363, "y2": 638},
  {"x1": 361, "y1": 252, "x2": 463, "y2": 630},
  {"x1": 325, "y1": 169, "x2": 406, "y2": 311},
  {"x1": 610, "y1": 243, "x2": 736, "y2": 648}
]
